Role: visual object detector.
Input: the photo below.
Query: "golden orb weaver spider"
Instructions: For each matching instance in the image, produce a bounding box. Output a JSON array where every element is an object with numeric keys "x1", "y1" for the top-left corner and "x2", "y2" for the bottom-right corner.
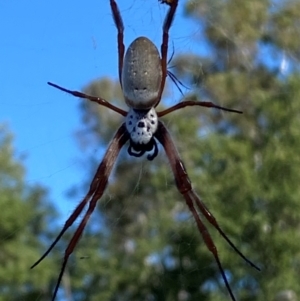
[{"x1": 31, "y1": 0, "x2": 260, "y2": 300}]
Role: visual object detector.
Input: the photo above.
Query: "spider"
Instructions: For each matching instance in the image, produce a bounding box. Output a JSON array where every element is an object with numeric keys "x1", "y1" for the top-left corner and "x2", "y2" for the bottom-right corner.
[{"x1": 31, "y1": 0, "x2": 260, "y2": 300}]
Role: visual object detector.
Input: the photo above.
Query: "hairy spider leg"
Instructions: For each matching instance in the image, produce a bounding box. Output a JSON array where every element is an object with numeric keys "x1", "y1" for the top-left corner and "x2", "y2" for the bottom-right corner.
[
  {"x1": 46, "y1": 0, "x2": 128, "y2": 119},
  {"x1": 157, "y1": 0, "x2": 244, "y2": 116},
  {"x1": 155, "y1": 121, "x2": 260, "y2": 301},
  {"x1": 47, "y1": 82, "x2": 127, "y2": 117},
  {"x1": 157, "y1": 0, "x2": 178, "y2": 104},
  {"x1": 158, "y1": 98, "x2": 243, "y2": 117},
  {"x1": 110, "y1": 0, "x2": 125, "y2": 87},
  {"x1": 31, "y1": 124, "x2": 129, "y2": 301}
]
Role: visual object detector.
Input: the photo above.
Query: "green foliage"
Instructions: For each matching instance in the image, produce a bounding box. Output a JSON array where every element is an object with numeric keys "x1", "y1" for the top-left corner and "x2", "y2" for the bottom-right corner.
[{"x1": 0, "y1": 124, "x2": 60, "y2": 301}]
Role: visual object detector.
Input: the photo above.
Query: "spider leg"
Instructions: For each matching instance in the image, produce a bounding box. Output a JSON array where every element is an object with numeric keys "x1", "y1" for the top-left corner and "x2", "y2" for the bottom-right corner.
[
  {"x1": 190, "y1": 193, "x2": 260, "y2": 271},
  {"x1": 110, "y1": 0, "x2": 125, "y2": 87},
  {"x1": 159, "y1": 0, "x2": 176, "y2": 5},
  {"x1": 155, "y1": 121, "x2": 259, "y2": 301},
  {"x1": 167, "y1": 70, "x2": 187, "y2": 97},
  {"x1": 31, "y1": 124, "x2": 129, "y2": 301},
  {"x1": 158, "y1": 98, "x2": 243, "y2": 117},
  {"x1": 157, "y1": 0, "x2": 178, "y2": 105},
  {"x1": 48, "y1": 82, "x2": 127, "y2": 116},
  {"x1": 184, "y1": 191, "x2": 236, "y2": 301}
]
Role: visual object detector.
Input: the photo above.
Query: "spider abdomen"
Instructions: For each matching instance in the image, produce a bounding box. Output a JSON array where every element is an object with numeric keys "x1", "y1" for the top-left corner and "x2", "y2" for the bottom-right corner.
[
  {"x1": 122, "y1": 37, "x2": 162, "y2": 110},
  {"x1": 126, "y1": 107, "x2": 158, "y2": 145}
]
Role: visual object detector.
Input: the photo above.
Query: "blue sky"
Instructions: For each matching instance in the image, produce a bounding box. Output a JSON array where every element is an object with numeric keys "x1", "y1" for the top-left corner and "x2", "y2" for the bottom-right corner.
[{"x1": 1, "y1": 0, "x2": 197, "y2": 221}]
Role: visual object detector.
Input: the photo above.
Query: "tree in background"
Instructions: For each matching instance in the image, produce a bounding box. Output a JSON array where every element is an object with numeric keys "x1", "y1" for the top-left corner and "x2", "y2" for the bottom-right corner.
[
  {"x1": 66, "y1": 1, "x2": 300, "y2": 300},
  {"x1": 4, "y1": 0, "x2": 298, "y2": 300},
  {"x1": 0, "y1": 124, "x2": 60, "y2": 301}
]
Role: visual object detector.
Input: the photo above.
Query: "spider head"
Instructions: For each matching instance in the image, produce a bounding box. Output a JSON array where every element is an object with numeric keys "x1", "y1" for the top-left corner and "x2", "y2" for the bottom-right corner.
[{"x1": 126, "y1": 108, "x2": 159, "y2": 160}]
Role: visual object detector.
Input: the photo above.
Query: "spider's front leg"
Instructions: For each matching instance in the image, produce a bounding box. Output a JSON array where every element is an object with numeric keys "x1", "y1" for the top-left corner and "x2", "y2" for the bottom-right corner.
[
  {"x1": 158, "y1": 0, "x2": 178, "y2": 103},
  {"x1": 110, "y1": 0, "x2": 125, "y2": 86}
]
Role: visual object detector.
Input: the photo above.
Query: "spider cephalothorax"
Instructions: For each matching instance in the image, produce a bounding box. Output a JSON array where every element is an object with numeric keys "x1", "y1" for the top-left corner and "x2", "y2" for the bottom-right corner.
[{"x1": 32, "y1": 1, "x2": 259, "y2": 301}]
